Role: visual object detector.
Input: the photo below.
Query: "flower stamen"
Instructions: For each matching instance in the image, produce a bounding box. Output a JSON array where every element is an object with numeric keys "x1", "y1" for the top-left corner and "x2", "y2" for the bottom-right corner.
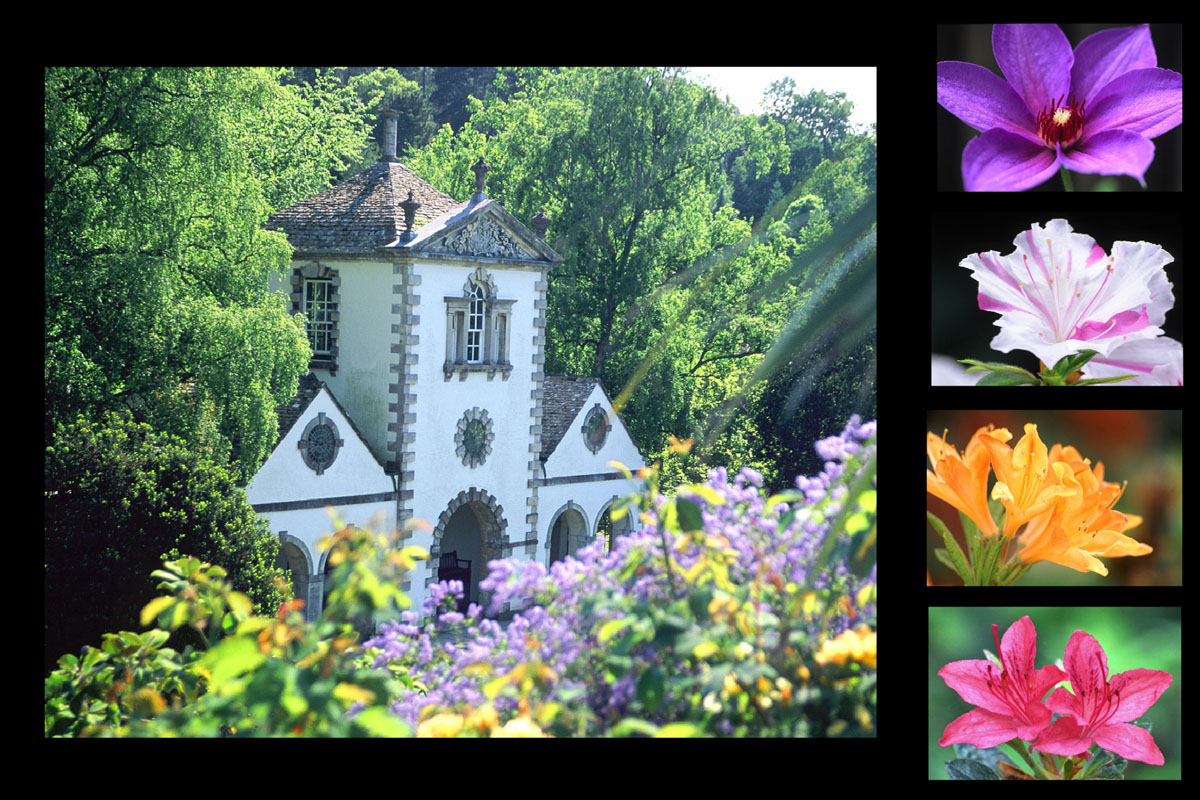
[{"x1": 1036, "y1": 94, "x2": 1086, "y2": 149}]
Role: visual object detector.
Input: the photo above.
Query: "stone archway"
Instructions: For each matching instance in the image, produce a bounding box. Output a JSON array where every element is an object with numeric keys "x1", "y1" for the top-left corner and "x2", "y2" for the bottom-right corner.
[
  {"x1": 275, "y1": 533, "x2": 321, "y2": 622},
  {"x1": 596, "y1": 496, "x2": 633, "y2": 554},
  {"x1": 429, "y1": 488, "x2": 508, "y2": 613},
  {"x1": 545, "y1": 501, "x2": 589, "y2": 566}
]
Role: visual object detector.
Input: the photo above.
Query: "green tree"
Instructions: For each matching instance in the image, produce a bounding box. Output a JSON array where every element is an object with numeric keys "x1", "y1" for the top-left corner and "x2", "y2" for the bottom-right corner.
[
  {"x1": 44, "y1": 412, "x2": 291, "y2": 673},
  {"x1": 404, "y1": 66, "x2": 874, "y2": 486},
  {"x1": 45, "y1": 67, "x2": 374, "y2": 480}
]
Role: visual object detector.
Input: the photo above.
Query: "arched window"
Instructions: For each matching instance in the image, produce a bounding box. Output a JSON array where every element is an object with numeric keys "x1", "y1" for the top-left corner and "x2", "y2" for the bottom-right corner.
[{"x1": 466, "y1": 283, "x2": 486, "y2": 363}]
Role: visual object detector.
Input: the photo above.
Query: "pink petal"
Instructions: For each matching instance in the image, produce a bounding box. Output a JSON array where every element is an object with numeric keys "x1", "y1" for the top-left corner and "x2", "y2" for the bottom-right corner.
[
  {"x1": 1107, "y1": 667, "x2": 1174, "y2": 723},
  {"x1": 962, "y1": 128, "x2": 1060, "y2": 192},
  {"x1": 1092, "y1": 721, "x2": 1165, "y2": 765},
  {"x1": 1071, "y1": 24, "x2": 1158, "y2": 106},
  {"x1": 937, "y1": 61, "x2": 1039, "y2": 139},
  {"x1": 1062, "y1": 630, "x2": 1108, "y2": 694},
  {"x1": 1044, "y1": 686, "x2": 1084, "y2": 720},
  {"x1": 1071, "y1": 306, "x2": 1151, "y2": 341},
  {"x1": 1085, "y1": 67, "x2": 1183, "y2": 139},
  {"x1": 999, "y1": 615, "x2": 1039, "y2": 676},
  {"x1": 939, "y1": 707, "x2": 1025, "y2": 749},
  {"x1": 992, "y1": 24, "x2": 1074, "y2": 117},
  {"x1": 1033, "y1": 716, "x2": 1093, "y2": 757},
  {"x1": 1060, "y1": 129, "x2": 1155, "y2": 185},
  {"x1": 938, "y1": 659, "x2": 1015, "y2": 716}
]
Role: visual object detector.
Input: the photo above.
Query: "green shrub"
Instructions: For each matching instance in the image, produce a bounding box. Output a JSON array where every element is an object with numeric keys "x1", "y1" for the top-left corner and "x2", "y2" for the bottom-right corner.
[{"x1": 44, "y1": 412, "x2": 290, "y2": 672}]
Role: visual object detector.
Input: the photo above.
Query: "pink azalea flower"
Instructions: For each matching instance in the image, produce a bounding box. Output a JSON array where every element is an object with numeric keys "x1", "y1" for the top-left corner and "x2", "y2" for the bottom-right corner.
[
  {"x1": 937, "y1": 24, "x2": 1182, "y2": 191},
  {"x1": 959, "y1": 219, "x2": 1177, "y2": 369},
  {"x1": 1034, "y1": 629, "x2": 1173, "y2": 765},
  {"x1": 938, "y1": 616, "x2": 1068, "y2": 748}
]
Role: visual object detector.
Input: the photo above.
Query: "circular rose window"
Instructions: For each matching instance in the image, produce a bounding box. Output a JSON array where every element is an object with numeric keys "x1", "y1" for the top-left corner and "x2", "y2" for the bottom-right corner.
[
  {"x1": 455, "y1": 408, "x2": 494, "y2": 468},
  {"x1": 298, "y1": 412, "x2": 344, "y2": 475},
  {"x1": 582, "y1": 404, "x2": 610, "y2": 453}
]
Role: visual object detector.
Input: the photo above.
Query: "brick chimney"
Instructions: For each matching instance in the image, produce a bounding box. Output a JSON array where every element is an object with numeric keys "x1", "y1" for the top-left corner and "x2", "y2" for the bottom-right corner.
[{"x1": 380, "y1": 109, "x2": 400, "y2": 162}]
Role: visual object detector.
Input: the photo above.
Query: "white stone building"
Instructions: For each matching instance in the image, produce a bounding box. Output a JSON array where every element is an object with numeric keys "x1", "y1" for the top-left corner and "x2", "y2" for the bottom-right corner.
[{"x1": 244, "y1": 111, "x2": 643, "y2": 622}]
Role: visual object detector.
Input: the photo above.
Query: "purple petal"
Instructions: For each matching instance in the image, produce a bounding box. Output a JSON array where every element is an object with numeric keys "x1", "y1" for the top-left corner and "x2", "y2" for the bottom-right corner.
[
  {"x1": 992, "y1": 24, "x2": 1074, "y2": 116},
  {"x1": 937, "y1": 60, "x2": 1038, "y2": 138},
  {"x1": 962, "y1": 128, "x2": 1059, "y2": 192},
  {"x1": 1060, "y1": 129, "x2": 1155, "y2": 185},
  {"x1": 1071, "y1": 24, "x2": 1158, "y2": 106},
  {"x1": 1085, "y1": 67, "x2": 1183, "y2": 139}
]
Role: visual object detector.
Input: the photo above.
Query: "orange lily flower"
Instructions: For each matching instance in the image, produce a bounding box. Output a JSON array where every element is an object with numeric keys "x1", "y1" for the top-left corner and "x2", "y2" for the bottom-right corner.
[
  {"x1": 981, "y1": 423, "x2": 1077, "y2": 538},
  {"x1": 927, "y1": 425, "x2": 1007, "y2": 537},
  {"x1": 1017, "y1": 457, "x2": 1150, "y2": 576}
]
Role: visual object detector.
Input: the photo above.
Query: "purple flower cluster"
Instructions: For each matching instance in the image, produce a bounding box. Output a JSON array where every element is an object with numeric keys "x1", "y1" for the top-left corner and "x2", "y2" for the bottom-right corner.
[{"x1": 363, "y1": 416, "x2": 877, "y2": 733}]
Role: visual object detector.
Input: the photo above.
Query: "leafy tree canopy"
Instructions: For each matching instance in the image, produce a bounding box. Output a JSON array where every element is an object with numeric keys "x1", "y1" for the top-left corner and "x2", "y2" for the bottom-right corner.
[
  {"x1": 45, "y1": 67, "x2": 389, "y2": 480},
  {"x1": 403, "y1": 66, "x2": 874, "y2": 490}
]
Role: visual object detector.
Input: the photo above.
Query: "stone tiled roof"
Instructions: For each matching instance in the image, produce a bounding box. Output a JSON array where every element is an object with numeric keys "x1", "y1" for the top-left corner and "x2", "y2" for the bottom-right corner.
[
  {"x1": 264, "y1": 161, "x2": 461, "y2": 254},
  {"x1": 540, "y1": 374, "x2": 600, "y2": 460},
  {"x1": 275, "y1": 373, "x2": 324, "y2": 443}
]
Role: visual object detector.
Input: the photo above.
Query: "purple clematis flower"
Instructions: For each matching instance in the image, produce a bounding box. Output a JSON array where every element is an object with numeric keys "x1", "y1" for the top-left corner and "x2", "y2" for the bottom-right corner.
[{"x1": 937, "y1": 24, "x2": 1182, "y2": 191}]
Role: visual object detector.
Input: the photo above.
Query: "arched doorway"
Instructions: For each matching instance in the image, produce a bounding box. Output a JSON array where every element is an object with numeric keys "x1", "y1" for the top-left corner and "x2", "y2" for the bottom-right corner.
[
  {"x1": 430, "y1": 488, "x2": 508, "y2": 615},
  {"x1": 596, "y1": 498, "x2": 633, "y2": 554},
  {"x1": 546, "y1": 502, "x2": 589, "y2": 566},
  {"x1": 275, "y1": 533, "x2": 319, "y2": 622}
]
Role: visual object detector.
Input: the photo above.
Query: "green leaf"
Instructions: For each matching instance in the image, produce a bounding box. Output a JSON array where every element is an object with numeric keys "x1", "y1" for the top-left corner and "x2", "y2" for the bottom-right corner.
[
  {"x1": 946, "y1": 758, "x2": 1000, "y2": 780},
  {"x1": 636, "y1": 666, "x2": 665, "y2": 713},
  {"x1": 199, "y1": 635, "x2": 266, "y2": 691},
  {"x1": 597, "y1": 617, "x2": 634, "y2": 644},
  {"x1": 610, "y1": 718, "x2": 660, "y2": 737},
  {"x1": 140, "y1": 596, "x2": 174, "y2": 628},
  {"x1": 976, "y1": 370, "x2": 1039, "y2": 386},
  {"x1": 354, "y1": 706, "x2": 412, "y2": 737},
  {"x1": 1047, "y1": 349, "x2": 1097, "y2": 376},
  {"x1": 675, "y1": 497, "x2": 704, "y2": 533},
  {"x1": 655, "y1": 722, "x2": 705, "y2": 737},
  {"x1": 955, "y1": 742, "x2": 1021, "y2": 776},
  {"x1": 928, "y1": 511, "x2": 973, "y2": 585},
  {"x1": 958, "y1": 359, "x2": 1038, "y2": 380},
  {"x1": 1071, "y1": 374, "x2": 1138, "y2": 386}
]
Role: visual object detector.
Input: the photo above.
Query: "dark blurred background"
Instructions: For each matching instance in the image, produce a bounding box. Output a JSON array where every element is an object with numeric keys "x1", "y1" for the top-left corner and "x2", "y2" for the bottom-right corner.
[
  {"x1": 926, "y1": 409, "x2": 1182, "y2": 586},
  {"x1": 936, "y1": 24, "x2": 1183, "y2": 192},
  {"x1": 928, "y1": 606, "x2": 1181, "y2": 780},
  {"x1": 930, "y1": 211, "x2": 1183, "y2": 370}
]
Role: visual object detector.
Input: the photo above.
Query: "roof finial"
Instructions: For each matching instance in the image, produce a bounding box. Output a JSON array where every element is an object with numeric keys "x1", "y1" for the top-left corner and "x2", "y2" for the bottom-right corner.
[
  {"x1": 532, "y1": 208, "x2": 551, "y2": 239},
  {"x1": 399, "y1": 189, "x2": 421, "y2": 241},
  {"x1": 471, "y1": 156, "x2": 490, "y2": 199}
]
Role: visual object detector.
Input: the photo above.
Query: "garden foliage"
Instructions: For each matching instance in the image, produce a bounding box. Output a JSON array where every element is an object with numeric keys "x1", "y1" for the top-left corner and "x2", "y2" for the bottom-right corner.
[
  {"x1": 45, "y1": 416, "x2": 876, "y2": 737},
  {"x1": 44, "y1": 412, "x2": 291, "y2": 672}
]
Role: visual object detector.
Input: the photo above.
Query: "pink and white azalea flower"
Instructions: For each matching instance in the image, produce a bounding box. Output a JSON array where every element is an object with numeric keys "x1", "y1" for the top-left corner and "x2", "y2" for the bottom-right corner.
[
  {"x1": 938, "y1": 616, "x2": 1068, "y2": 748},
  {"x1": 1080, "y1": 336, "x2": 1183, "y2": 386},
  {"x1": 1034, "y1": 629, "x2": 1173, "y2": 765},
  {"x1": 959, "y1": 219, "x2": 1176, "y2": 369}
]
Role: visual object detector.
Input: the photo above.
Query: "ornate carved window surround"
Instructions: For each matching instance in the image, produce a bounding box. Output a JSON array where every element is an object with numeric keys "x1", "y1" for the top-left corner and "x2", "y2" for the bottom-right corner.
[{"x1": 444, "y1": 267, "x2": 516, "y2": 381}]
